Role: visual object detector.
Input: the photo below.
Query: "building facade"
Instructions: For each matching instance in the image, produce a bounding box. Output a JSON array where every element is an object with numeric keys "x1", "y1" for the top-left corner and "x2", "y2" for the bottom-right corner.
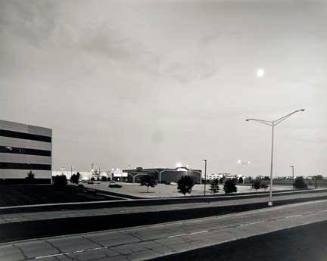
[
  {"x1": 124, "y1": 167, "x2": 202, "y2": 184},
  {"x1": 0, "y1": 120, "x2": 52, "y2": 183}
]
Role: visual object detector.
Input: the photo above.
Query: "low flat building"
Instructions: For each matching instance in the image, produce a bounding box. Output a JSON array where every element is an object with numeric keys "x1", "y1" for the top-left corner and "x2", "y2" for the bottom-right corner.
[
  {"x1": 123, "y1": 167, "x2": 202, "y2": 184},
  {"x1": 0, "y1": 120, "x2": 52, "y2": 183}
]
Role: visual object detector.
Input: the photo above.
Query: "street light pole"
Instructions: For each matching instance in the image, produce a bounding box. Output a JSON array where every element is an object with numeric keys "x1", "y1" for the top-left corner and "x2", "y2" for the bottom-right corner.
[
  {"x1": 290, "y1": 165, "x2": 295, "y2": 188},
  {"x1": 268, "y1": 124, "x2": 274, "y2": 206},
  {"x1": 246, "y1": 109, "x2": 305, "y2": 206},
  {"x1": 203, "y1": 159, "x2": 207, "y2": 196}
]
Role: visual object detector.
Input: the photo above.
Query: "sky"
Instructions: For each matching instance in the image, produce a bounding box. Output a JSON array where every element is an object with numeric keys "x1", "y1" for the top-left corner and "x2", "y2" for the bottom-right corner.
[{"x1": 1, "y1": 0, "x2": 326, "y2": 177}]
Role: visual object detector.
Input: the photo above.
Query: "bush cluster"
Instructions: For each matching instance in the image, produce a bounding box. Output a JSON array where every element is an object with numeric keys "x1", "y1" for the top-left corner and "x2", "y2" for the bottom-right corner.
[
  {"x1": 252, "y1": 178, "x2": 269, "y2": 190},
  {"x1": 177, "y1": 176, "x2": 194, "y2": 195},
  {"x1": 293, "y1": 176, "x2": 308, "y2": 189},
  {"x1": 223, "y1": 179, "x2": 237, "y2": 194},
  {"x1": 52, "y1": 175, "x2": 67, "y2": 188},
  {"x1": 210, "y1": 179, "x2": 219, "y2": 194}
]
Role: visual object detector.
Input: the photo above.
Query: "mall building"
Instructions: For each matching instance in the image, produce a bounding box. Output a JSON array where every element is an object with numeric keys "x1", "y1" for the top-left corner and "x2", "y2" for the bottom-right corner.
[
  {"x1": 123, "y1": 167, "x2": 202, "y2": 184},
  {"x1": 0, "y1": 120, "x2": 52, "y2": 183}
]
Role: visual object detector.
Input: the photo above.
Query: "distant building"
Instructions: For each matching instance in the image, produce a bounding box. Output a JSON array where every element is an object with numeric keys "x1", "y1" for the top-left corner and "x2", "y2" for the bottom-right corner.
[
  {"x1": 0, "y1": 120, "x2": 52, "y2": 183},
  {"x1": 208, "y1": 173, "x2": 225, "y2": 180},
  {"x1": 110, "y1": 168, "x2": 128, "y2": 182},
  {"x1": 123, "y1": 167, "x2": 202, "y2": 184}
]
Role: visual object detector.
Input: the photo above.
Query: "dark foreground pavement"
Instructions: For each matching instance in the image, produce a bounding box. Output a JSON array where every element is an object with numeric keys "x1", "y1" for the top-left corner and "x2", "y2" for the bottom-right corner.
[
  {"x1": 155, "y1": 220, "x2": 327, "y2": 261},
  {"x1": 2, "y1": 190, "x2": 327, "y2": 243},
  {"x1": 1, "y1": 200, "x2": 327, "y2": 261},
  {"x1": 2, "y1": 193, "x2": 327, "y2": 242}
]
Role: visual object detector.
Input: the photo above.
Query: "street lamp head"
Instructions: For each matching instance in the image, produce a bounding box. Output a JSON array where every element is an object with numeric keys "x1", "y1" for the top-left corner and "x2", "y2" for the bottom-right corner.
[
  {"x1": 300, "y1": 108, "x2": 305, "y2": 112},
  {"x1": 245, "y1": 119, "x2": 250, "y2": 122}
]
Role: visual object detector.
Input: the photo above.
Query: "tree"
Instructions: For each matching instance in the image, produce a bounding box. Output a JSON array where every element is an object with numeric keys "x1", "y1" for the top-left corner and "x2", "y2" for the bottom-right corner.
[
  {"x1": 210, "y1": 179, "x2": 219, "y2": 194},
  {"x1": 101, "y1": 176, "x2": 108, "y2": 181},
  {"x1": 140, "y1": 175, "x2": 157, "y2": 192},
  {"x1": 312, "y1": 175, "x2": 324, "y2": 189},
  {"x1": 53, "y1": 175, "x2": 67, "y2": 188},
  {"x1": 219, "y1": 176, "x2": 225, "y2": 184},
  {"x1": 70, "y1": 172, "x2": 80, "y2": 184},
  {"x1": 252, "y1": 179, "x2": 261, "y2": 190},
  {"x1": 238, "y1": 177, "x2": 244, "y2": 184},
  {"x1": 293, "y1": 176, "x2": 308, "y2": 189},
  {"x1": 261, "y1": 181, "x2": 269, "y2": 189},
  {"x1": 25, "y1": 171, "x2": 35, "y2": 184},
  {"x1": 177, "y1": 176, "x2": 194, "y2": 195},
  {"x1": 223, "y1": 179, "x2": 237, "y2": 194},
  {"x1": 252, "y1": 177, "x2": 269, "y2": 190}
]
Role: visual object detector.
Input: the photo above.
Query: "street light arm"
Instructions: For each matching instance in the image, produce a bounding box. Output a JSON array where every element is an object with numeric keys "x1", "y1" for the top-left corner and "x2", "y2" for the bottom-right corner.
[
  {"x1": 273, "y1": 109, "x2": 305, "y2": 126},
  {"x1": 245, "y1": 118, "x2": 273, "y2": 126}
]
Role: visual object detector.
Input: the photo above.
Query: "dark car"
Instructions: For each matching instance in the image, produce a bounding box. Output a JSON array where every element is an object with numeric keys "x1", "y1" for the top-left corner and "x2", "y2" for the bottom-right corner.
[{"x1": 108, "y1": 181, "x2": 122, "y2": 188}]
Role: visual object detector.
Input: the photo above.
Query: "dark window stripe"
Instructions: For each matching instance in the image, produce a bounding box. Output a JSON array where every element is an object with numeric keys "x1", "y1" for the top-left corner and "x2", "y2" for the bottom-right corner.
[
  {"x1": 0, "y1": 163, "x2": 51, "y2": 170},
  {"x1": 0, "y1": 146, "x2": 51, "y2": 156},
  {"x1": 0, "y1": 129, "x2": 51, "y2": 143}
]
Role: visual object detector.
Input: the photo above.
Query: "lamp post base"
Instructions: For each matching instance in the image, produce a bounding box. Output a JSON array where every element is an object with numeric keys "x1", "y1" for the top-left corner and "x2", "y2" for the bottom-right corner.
[{"x1": 268, "y1": 201, "x2": 273, "y2": 207}]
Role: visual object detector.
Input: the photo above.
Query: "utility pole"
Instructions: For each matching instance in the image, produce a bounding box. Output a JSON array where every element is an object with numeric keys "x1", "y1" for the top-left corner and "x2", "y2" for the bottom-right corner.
[{"x1": 203, "y1": 159, "x2": 207, "y2": 196}]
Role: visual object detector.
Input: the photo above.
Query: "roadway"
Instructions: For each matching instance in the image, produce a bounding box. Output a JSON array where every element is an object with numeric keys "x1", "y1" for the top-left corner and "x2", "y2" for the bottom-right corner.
[
  {"x1": 1, "y1": 199, "x2": 327, "y2": 260},
  {"x1": 1, "y1": 190, "x2": 327, "y2": 243}
]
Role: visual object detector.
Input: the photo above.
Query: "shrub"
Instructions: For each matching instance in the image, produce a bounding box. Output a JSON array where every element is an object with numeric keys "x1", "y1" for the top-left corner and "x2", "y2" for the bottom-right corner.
[
  {"x1": 312, "y1": 175, "x2": 323, "y2": 188},
  {"x1": 261, "y1": 181, "x2": 269, "y2": 189},
  {"x1": 210, "y1": 179, "x2": 219, "y2": 194},
  {"x1": 252, "y1": 179, "x2": 261, "y2": 190},
  {"x1": 219, "y1": 177, "x2": 225, "y2": 184},
  {"x1": 53, "y1": 175, "x2": 67, "y2": 188},
  {"x1": 177, "y1": 176, "x2": 194, "y2": 195},
  {"x1": 293, "y1": 176, "x2": 308, "y2": 189},
  {"x1": 224, "y1": 179, "x2": 237, "y2": 194},
  {"x1": 101, "y1": 176, "x2": 108, "y2": 181},
  {"x1": 238, "y1": 177, "x2": 244, "y2": 184},
  {"x1": 252, "y1": 177, "x2": 269, "y2": 190},
  {"x1": 25, "y1": 171, "x2": 35, "y2": 184},
  {"x1": 70, "y1": 172, "x2": 80, "y2": 184},
  {"x1": 140, "y1": 175, "x2": 157, "y2": 192}
]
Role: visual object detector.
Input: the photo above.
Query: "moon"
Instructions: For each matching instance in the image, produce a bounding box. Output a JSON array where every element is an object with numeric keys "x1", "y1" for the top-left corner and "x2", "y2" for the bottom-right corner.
[{"x1": 256, "y1": 68, "x2": 265, "y2": 78}]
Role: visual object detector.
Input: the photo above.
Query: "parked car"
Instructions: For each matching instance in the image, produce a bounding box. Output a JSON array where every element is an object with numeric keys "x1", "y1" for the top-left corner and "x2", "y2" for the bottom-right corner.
[{"x1": 108, "y1": 181, "x2": 122, "y2": 188}]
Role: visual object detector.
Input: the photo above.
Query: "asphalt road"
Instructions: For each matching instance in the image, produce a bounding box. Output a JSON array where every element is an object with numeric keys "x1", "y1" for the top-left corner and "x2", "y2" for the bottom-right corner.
[
  {"x1": 155, "y1": 220, "x2": 327, "y2": 261},
  {"x1": 1, "y1": 200, "x2": 327, "y2": 261},
  {"x1": 1, "y1": 191, "x2": 327, "y2": 242}
]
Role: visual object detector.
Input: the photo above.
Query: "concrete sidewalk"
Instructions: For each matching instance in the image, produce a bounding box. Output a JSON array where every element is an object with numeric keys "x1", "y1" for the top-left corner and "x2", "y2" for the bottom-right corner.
[
  {"x1": 1, "y1": 191, "x2": 327, "y2": 225},
  {"x1": 1, "y1": 200, "x2": 327, "y2": 261}
]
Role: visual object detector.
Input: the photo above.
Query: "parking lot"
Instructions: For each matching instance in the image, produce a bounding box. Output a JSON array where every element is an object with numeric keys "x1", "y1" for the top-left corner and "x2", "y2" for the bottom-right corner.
[{"x1": 84, "y1": 181, "x2": 293, "y2": 198}]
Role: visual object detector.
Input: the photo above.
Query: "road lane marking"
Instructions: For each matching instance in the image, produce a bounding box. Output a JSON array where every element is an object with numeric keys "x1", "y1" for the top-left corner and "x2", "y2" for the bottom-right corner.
[
  {"x1": 35, "y1": 253, "x2": 66, "y2": 259},
  {"x1": 239, "y1": 221, "x2": 265, "y2": 227},
  {"x1": 168, "y1": 233, "x2": 187, "y2": 238},
  {"x1": 285, "y1": 214, "x2": 302, "y2": 219},
  {"x1": 190, "y1": 230, "x2": 208, "y2": 235},
  {"x1": 74, "y1": 250, "x2": 85, "y2": 253}
]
